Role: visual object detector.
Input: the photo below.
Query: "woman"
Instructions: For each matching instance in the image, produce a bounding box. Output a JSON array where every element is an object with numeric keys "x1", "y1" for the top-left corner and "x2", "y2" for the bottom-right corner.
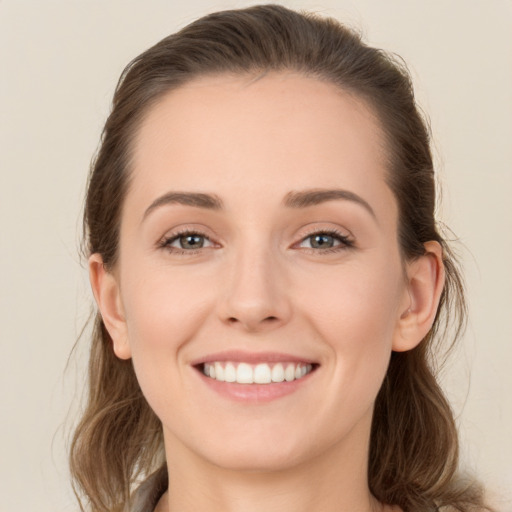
[{"x1": 70, "y1": 5, "x2": 492, "y2": 512}]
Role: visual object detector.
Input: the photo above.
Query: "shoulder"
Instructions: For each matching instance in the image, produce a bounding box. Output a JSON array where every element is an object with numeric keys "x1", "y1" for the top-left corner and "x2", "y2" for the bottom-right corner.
[{"x1": 129, "y1": 465, "x2": 168, "y2": 512}]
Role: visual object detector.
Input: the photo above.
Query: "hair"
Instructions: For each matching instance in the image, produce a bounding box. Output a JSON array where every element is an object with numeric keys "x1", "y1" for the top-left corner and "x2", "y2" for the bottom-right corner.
[{"x1": 70, "y1": 4, "x2": 491, "y2": 512}]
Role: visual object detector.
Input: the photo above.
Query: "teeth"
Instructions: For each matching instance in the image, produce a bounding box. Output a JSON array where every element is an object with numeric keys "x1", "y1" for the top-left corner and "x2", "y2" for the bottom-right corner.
[
  {"x1": 214, "y1": 362, "x2": 224, "y2": 382},
  {"x1": 284, "y1": 364, "x2": 295, "y2": 382},
  {"x1": 254, "y1": 363, "x2": 271, "y2": 384},
  {"x1": 225, "y1": 362, "x2": 236, "y2": 383},
  {"x1": 237, "y1": 363, "x2": 253, "y2": 384},
  {"x1": 271, "y1": 364, "x2": 284, "y2": 382},
  {"x1": 202, "y1": 362, "x2": 313, "y2": 384}
]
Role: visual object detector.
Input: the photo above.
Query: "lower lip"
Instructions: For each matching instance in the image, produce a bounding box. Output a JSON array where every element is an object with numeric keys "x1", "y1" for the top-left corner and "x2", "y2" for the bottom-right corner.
[{"x1": 194, "y1": 368, "x2": 316, "y2": 403}]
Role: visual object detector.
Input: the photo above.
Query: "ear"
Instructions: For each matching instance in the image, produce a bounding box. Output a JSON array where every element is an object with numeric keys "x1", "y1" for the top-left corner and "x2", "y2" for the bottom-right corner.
[
  {"x1": 89, "y1": 253, "x2": 132, "y2": 360},
  {"x1": 393, "y1": 241, "x2": 445, "y2": 352}
]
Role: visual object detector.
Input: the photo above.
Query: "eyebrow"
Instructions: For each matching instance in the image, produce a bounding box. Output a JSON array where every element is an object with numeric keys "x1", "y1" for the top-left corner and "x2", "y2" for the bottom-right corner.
[
  {"x1": 143, "y1": 191, "x2": 223, "y2": 221},
  {"x1": 284, "y1": 189, "x2": 376, "y2": 219},
  {"x1": 142, "y1": 188, "x2": 376, "y2": 221}
]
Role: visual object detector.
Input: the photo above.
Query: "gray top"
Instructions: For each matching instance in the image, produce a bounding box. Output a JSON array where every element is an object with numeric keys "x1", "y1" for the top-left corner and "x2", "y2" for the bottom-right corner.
[{"x1": 130, "y1": 466, "x2": 168, "y2": 512}]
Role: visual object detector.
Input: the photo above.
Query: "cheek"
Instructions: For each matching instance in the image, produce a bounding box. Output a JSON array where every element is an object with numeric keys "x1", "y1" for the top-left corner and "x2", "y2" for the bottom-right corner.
[
  {"x1": 290, "y1": 261, "x2": 404, "y2": 446},
  {"x1": 297, "y1": 255, "x2": 404, "y2": 391},
  {"x1": 118, "y1": 262, "x2": 216, "y2": 407},
  {"x1": 121, "y1": 260, "x2": 213, "y2": 349},
  {"x1": 300, "y1": 254, "x2": 404, "y2": 338}
]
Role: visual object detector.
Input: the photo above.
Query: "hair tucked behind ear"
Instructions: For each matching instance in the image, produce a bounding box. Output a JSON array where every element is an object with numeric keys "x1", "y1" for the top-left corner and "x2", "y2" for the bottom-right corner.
[{"x1": 70, "y1": 5, "x2": 492, "y2": 511}]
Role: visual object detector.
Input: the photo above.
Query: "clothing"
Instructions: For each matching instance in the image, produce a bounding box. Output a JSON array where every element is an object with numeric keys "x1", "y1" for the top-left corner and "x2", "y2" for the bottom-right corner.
[{"x1": 130, "y1": 466, "x2": 168, "y2": 512}]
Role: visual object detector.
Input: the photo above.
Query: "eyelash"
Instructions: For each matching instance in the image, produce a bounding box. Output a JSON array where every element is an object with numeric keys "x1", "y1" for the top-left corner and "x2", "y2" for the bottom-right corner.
[
  {"x1": 157, "y1": 228, "x2": 215, "y2": 255},
  {"x1": 296, "y1": 229, "x2": 354, "y2": 254},
  {"x1": 158, "y1": 228, "x2": 354, "y2": 255}
]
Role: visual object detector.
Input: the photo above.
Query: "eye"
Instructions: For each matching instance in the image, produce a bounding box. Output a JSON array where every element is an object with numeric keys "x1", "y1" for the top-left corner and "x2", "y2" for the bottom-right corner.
[
  {"x1": 298, "y1": 230, "x2": 353, "y2": 251},
  {"x1": 160, "y1": 231, "x2": 214, "y2": 252}
]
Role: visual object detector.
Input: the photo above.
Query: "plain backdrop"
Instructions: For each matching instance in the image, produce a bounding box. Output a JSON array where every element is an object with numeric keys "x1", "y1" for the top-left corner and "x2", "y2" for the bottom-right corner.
[{"x1": 0, "y1": 1, "x2": 511, "y2": 510}]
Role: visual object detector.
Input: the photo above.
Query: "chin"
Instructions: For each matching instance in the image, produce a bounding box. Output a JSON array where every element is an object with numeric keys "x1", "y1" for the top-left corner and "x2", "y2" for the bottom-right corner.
[
  {"x1": 177, "y1": 425, "x2": 315, "y2": 473},
  {"x1": 206, "y1": 445, "x2": 307, "y2": 473}
]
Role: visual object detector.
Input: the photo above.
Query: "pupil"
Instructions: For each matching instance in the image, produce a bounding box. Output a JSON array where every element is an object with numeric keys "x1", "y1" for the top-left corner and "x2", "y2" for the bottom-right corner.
[
  {"x1": 181, "y1": 234, "x2": 204, "y2": 249},
  {"x1": 312, "y1": 234, "x2": 333, "y2": 248}
]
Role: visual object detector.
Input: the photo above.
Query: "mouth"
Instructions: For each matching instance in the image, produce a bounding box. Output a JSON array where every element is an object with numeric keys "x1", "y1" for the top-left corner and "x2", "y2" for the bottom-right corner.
[
  {"x1": 198, "y1": 361, "x2": 317, "y2": 384},
  {"x1": 191, "y1": 351, "x2": 319, "y2": 402}
]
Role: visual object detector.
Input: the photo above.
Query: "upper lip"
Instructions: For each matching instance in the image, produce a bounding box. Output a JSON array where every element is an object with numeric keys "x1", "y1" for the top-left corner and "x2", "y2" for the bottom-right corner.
[{"x1": 190, "y1": 350, "x2": 318, "y2": 366}]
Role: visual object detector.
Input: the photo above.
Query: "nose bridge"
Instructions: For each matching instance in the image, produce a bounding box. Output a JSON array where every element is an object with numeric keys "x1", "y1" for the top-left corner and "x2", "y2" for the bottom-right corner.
[{"x1": 219, "y1": 234, "x2": 290, "y2": 331}]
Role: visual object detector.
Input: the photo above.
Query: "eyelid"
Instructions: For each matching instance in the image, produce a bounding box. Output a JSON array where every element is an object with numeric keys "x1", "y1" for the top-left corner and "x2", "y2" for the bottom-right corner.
[
  {"x1": 156, "y1": 224, "x2": 355, "y2": 255},
  {"x1": 292, "y1": 226, "x2": 355, "y2": 252},
  {"x1": 157, "y1": 226, "x2": 220, "y2": 253}
]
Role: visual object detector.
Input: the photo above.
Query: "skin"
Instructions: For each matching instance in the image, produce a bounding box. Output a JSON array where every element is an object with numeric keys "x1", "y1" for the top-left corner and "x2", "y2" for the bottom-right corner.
[{"x1": 90, "y1": 72, "x2": 445, "y2": 512}]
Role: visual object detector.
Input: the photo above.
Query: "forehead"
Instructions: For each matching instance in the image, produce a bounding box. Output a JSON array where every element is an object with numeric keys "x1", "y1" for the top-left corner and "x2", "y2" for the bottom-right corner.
[{"x1": 128, "y1": 72, "x2": 394, "y2": 219}]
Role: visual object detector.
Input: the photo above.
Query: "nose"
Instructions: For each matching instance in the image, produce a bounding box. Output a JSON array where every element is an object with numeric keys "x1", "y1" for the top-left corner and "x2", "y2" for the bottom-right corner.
[{"x1": 217, "y1": 245, "x2": 292, "y2": 333}]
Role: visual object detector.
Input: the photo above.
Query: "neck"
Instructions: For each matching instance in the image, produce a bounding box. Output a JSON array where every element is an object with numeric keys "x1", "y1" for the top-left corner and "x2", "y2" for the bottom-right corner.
[{"x1": 160, "y1": 415, "x2": 385, "y2": 512}]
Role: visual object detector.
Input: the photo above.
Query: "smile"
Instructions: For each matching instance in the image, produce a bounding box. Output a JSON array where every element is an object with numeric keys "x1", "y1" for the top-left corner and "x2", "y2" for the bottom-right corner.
[{"x1": 202, "y1": 361, "x2": 314, "y2": 384}]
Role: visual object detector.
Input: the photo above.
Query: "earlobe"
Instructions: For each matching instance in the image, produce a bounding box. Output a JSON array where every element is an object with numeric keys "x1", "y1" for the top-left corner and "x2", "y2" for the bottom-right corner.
[
  {"x1": 89, "y1": 254, "x2": 132, "y2": 360},
  {"x1": 393, "y1": 241, "x2": 445, "y2": 352}
]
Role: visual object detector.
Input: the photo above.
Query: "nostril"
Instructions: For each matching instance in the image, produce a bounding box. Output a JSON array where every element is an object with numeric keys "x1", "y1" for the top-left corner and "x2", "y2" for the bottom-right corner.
[{"x1": 225, "y1": 315, "x2": 279, "y2": 328}]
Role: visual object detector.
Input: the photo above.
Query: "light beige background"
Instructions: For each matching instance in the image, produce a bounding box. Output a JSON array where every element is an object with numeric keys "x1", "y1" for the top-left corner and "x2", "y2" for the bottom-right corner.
[{"x1": 1, "y1": 1, "x2": 511, "y2": 510}]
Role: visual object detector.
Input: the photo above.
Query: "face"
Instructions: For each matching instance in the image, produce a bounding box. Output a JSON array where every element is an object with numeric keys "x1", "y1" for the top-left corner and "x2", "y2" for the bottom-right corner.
[{"x1": 101, "y1": 73, "x2": 414, "y2": 472}]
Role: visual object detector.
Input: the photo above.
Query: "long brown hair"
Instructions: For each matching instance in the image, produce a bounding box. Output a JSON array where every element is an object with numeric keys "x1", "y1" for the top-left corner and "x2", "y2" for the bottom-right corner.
[{"x1": 70, "y1": 5, "x2": 491, "y2": 511}]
